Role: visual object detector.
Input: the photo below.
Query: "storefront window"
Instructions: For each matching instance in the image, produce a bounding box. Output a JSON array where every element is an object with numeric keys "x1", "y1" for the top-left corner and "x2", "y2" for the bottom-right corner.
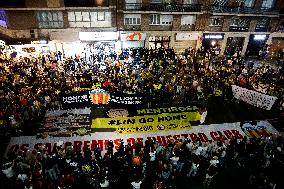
[
  {"x1": 124, "y1": 14, "x2": 141, "y2": 25},
  {"x1": 37, "y1": 11, "x2": 63, "y2": 28}
]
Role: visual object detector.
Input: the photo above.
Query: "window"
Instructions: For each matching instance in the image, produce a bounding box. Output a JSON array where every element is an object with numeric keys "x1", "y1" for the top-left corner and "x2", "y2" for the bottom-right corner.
[
  {"x1": 209, "y1": 17, "x2": 223, "y2": 26},
  {"x1": 124, "y1": 14, "x2": 141, "y2": 25},
  {"x1": 255, "y1": 17, "x2": 270, "y2": 31},
  {"x1": 230, "y1": 17, "x2": 249, "y2": 27},
  {"x1": 150, "y1": 14, "x2": 160, "y2": 25},
  {"x1": 68, "y1": 11, "x2": 110, "y2": 28},
  {"x1": 150, "y1": 14, "x2": 172, "y2": 25},
  {"x1": 181, "y1": 15, "x2": 196, "y2": 25},
  {"x1": 0, "y1": 10, "x2": 7, "y2": 27},
  {"x1": 37, "y1": 11, "x2": 63, "y2": 28},
  {"x1": 230, "y1": 16, "x2": 250, "y2": 31},
  {"x1": 97, "y1": 12, "x2": 105, "y2": 21},
  {"x1": 262, "y1": 0, "x2": 275, "y2": 9},
  {"x1": 241, "y1": 0, "x2": 255, "y2": 7}
]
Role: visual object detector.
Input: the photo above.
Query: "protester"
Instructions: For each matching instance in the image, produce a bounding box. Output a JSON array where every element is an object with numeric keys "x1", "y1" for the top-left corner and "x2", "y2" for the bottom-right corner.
[{"x1": 0, "y1": 45, "x2": 283, "y2": 188}]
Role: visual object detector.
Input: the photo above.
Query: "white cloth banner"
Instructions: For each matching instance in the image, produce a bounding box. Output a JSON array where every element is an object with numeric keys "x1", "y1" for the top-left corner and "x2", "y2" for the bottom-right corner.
[
  {"x1": 5, "y1": 121, "x2": 278, "y2": 157},
  {"x1": 232, "y1": 85, "x2": 277, "y2": 110}
]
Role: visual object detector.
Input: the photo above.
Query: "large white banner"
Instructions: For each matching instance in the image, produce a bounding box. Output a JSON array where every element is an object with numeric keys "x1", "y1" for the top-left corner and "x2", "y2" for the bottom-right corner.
[
  {"x1": 232, "y1": 85, "x2": 277, "y2": 110},
  {"x1": 5, "y1": 121, "x2": 278, "y2": 157}
]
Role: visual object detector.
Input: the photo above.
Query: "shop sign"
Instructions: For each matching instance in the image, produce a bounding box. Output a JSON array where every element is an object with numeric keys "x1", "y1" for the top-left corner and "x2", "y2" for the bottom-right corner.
[
  {"x1": 253, "y1": 35, "x2": 267, "y2": 40},
  {"x1": 203, "y1": 33, "x2": 224, "y2": 40},
  {"x1": 79, "y1": 32, "x2": 118, "y2": 41},
  {"x1": 176, "y1": 32, "x2": 199, "y2": 41},
  {"x1": 120, "y1": 32, "x2": 146, "y2": 41}
]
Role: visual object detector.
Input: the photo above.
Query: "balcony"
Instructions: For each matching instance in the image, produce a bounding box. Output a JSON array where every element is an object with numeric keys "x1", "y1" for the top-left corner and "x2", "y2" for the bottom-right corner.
[
  {"x1": 211, "y1": 5, "x2": 279, "y2": 15},
  {"x1": 124, "y1": 3, "x2": 201, "y2": 12},
  {"x1": 64, "y1": 0, "x2": 109, "y2": 7}
]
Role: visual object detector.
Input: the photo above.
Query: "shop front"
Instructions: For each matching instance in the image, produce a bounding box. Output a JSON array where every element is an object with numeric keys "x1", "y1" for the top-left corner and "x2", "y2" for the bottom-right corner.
[
  {"x1": 246, "y1": 34, "x2": 269, "y2": 57},
  {"x1": 224, "y1": 37, "x2": 245, "y2": 57},
  {"x1": 79, "y1": 31, "x2": 119, "y2": 59},
  {"x1": 174, "y1": 32, "x2": 200, "y2": 54},
  {"x1": 148, "y1": 35, "x2": 171, "y2": 49},
  {"x1": 120, "y1": 31, "x2": 146, "y2": 49},
  {"x1": 202, "y1": 33, "x2": 224, "y2": 53},
  {"x1": 10, "y1": 40, "x2": 51, "y2": 57}
]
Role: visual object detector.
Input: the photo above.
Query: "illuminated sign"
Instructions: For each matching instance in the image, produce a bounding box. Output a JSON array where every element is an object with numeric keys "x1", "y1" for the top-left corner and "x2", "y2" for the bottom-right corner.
[
  {"x1": 253, "y1": 35, "x2": 267, "y2": 40},
  {"x1": 79, "y1": 32, "x2": 118, "y2": 41},
  {"x1": 203, "y1": 33, "x2": 224, "y2": 40}
]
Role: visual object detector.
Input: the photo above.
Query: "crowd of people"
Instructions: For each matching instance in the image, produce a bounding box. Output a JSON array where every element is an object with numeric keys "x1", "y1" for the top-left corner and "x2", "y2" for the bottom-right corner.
[
  {"x1": 0, "y1": 45, "x2": 283, "y2": 134},
  {"x1": 1, "y1": 133, "x2": 284, "y2": 189}
]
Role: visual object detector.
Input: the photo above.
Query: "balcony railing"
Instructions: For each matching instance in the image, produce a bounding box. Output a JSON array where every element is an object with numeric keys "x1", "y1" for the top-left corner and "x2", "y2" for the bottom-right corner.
[
  {"x1": 124, "y1": 3, "x2": 201, "y2": 12},
  {"x1": 210, "y1": 5, "x2": 279, "y2": 15},
  {"x1": 124, "y1": 3, "x2": 278, "y2": 15}
]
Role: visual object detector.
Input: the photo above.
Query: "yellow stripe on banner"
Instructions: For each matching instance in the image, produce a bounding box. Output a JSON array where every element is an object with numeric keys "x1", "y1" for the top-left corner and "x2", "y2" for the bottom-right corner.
[{"x1": 92, "y1": 112, "x2": 201, "y2": 134}]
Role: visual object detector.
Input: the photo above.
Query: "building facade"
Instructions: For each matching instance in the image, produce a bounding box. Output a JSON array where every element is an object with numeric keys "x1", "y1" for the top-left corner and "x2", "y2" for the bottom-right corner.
[{"x1": 0, "y1": 0, "x2": 284, "y2": 56}]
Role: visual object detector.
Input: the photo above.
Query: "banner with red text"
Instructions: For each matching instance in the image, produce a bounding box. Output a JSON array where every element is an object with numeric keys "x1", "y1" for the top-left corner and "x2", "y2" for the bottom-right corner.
[{"x1": 5, "y1": 121, "x2": 279, "y2": 157}]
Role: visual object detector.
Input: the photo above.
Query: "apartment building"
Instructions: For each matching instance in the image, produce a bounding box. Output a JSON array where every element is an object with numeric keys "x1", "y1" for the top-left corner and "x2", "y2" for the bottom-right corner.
[
  {"x1": 117, "y1": 0, "x2": 284, "y2": 55},
  {"x1": 0, "y1": 0, "x2": 283, "y2": 56}
]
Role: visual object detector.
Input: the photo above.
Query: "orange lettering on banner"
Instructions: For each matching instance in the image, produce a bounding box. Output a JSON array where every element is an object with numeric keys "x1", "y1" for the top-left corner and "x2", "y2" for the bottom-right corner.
[
  {"x1": 156, "y1": 136, "x2": 167, "y2": 146},
  {"x1": 83, "y1": 141, "x2": 90, "y2": 151},
  {"x1": 127, "y1": 138, "x2": 135, "y2": 147},
  {"x1": 210, "y1": 131, "x2": 219, "y2": 141},
  {"x1": 231, "y1": 130, "x2": 244, "y2": 139},
  {"x1": 74, "y1": 141, "x2": 82, "y2": 151},
  {"x1": 114, "y1": 139, "x2": 121, "y2": 150},
  {"x1": 64, "y1": 142, "x2": 72, "y2": 149},
  {"x1": 166, "y1": 135, "x2": 173, "y2": 144},
  {"x1": 91, "y1": 140, "x2": 97, "y2": 151},
  {"x1": 217, "y1": 131, "x2": 227, "y2": 141},
  {"x1": 223, "y1": 130, "x2": 234, "y2": 139},
  {"x1": 198, "y1": 133, "x2": 208, "y2": 142},
  {"x1": 189, "y1": 133, "x2": 199, "y2": 141}
]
